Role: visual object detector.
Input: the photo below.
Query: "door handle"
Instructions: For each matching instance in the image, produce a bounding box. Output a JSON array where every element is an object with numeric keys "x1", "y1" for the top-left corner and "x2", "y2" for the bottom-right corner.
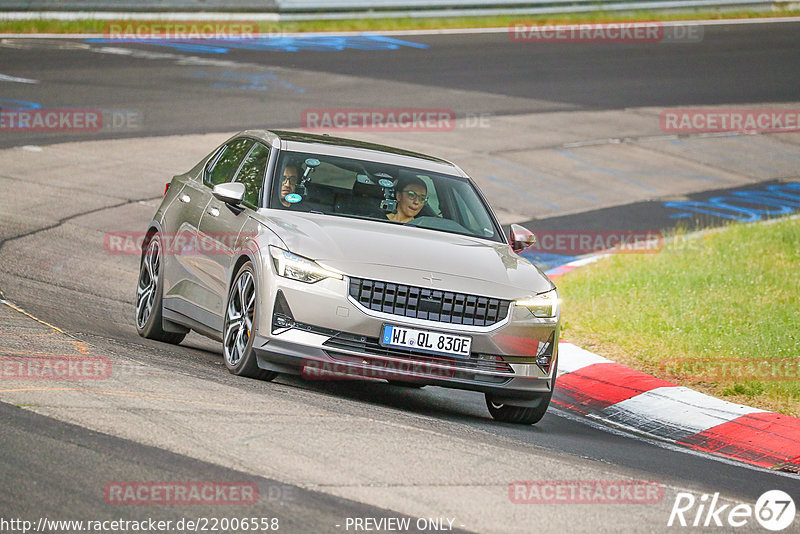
[
  {"x1": 207, "y1": 207, "x2": 220, "y2": 217},
  {"x1": 179, "y1": 194, "x2": 191, "y2": 203}
]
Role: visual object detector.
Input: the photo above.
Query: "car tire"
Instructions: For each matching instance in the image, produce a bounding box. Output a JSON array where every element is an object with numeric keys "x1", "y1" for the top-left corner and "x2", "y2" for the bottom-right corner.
[
  {"x1": 136, "y1": 233, "x2": 186, "y2": 344},
  {"x1": 485, "y1": 389, "x2": 553, "y2": 425},
  {"x1": 223, "y1": 261, "x2": 277, "y2": 381}
]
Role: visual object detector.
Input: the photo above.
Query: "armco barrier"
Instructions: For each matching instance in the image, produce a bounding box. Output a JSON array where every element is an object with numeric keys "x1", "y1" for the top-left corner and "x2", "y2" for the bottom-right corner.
[{"x1": 0, "y1": 0, "x2": 781, "y2": 15}]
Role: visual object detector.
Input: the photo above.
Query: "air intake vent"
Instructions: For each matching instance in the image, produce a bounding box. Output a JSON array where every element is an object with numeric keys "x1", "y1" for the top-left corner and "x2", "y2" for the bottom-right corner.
[{"x1": 348, "y1": 277, "x2": 510, "y2": 327}]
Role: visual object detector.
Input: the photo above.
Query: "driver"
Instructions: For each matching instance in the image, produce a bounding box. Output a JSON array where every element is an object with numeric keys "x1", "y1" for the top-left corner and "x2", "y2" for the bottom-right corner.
[
  {"x1": 278, "y1": 161, "x2": 301, "y2": 208},
  {"x1": 387, "y1": 176, "x2": 427, "y2": 223}
]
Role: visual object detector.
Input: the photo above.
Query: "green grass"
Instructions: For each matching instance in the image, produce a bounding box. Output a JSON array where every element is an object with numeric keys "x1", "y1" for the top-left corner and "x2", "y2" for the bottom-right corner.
[
  {"x1": 556, "y1": 216, "x2": 800, "y2": 416},
  {"x1": 1, "y1": 9, "x2": 799, "y2": 34}
]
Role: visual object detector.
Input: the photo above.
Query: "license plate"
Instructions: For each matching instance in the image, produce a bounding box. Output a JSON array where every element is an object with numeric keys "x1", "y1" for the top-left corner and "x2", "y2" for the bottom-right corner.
[{"x1": 380, "y1": 324, "x2": 471, "y2": 358}]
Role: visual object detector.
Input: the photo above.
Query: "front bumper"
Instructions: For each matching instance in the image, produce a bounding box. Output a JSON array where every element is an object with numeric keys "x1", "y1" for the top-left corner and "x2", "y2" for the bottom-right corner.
[{"x1": 253, "y1": 275, "x2": 559, "y2": 401}]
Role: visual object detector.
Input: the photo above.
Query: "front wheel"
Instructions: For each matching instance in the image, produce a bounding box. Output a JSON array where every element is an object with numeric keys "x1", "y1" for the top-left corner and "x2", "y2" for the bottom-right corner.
[
  {"x1": 136, "y1": 233, "x2": 186, "y2": 344},
  {"x1": 485, "y1": 389, "x2": 553, "y2": 425},
  {"x1": 223, "y1": 262, "x2": 277, "y2": 381}
]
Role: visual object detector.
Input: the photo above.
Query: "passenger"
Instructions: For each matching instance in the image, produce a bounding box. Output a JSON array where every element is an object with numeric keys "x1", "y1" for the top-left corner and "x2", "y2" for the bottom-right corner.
[
  {"x1": 387, "y1": 176, "x2": 428, "y2": 223},
  {"x1": 279, "y1": 161, "x2": 301, "y2": 208}
]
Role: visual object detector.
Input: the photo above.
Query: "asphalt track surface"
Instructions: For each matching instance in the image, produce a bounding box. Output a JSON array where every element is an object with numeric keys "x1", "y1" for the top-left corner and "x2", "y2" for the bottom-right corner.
[
  {"x1": 1, "y1": 403, "x2": 456, "y2": 534},
  {"x1": 0, "y1": 21, "x2": 798, "y2": 146},
  {"x1": 1, "y1": 22, "x2": 799, "y2": 533}
]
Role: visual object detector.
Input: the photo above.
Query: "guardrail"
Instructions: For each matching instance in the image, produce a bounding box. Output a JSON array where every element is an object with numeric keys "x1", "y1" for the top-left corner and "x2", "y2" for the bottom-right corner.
[
  {"x1": 0, "y1": 0, "x2": 784, "y2": 17},
  {"x1": 278, "y1": 0, "x2": 777, "y2": 11}
]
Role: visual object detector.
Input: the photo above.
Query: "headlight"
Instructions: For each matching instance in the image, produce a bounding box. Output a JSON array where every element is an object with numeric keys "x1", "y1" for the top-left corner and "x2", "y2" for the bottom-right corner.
[
  {"x1": 269, "y1": 246, "x2": 343, "y2": 284},
  {"x1": 515, "y1": 289, "x2": 559, "y2": 318}
]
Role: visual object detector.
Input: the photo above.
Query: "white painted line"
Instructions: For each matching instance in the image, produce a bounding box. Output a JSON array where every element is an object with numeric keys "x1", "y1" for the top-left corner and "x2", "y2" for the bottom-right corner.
[
  {"x1": 557, "y1": 342, "x2": 612, "y2": 374},
  {"x1": 603, "y1": 386, "x2": 766, "y2": 437},
  {"x1": 566, "y1": 255, "x2": 608, "y2": 268},
  {"x1": 0, "y1": 73, "x2": 38, "y2": 84}
]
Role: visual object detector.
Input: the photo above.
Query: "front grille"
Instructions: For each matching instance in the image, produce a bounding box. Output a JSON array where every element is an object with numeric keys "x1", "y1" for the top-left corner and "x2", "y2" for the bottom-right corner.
[
  {"x1": 323, "y1": 332, "x2": 514, "y2": 375},
  {"x1": 348, "y1": 277, "x2": 511, "y2": 327}
]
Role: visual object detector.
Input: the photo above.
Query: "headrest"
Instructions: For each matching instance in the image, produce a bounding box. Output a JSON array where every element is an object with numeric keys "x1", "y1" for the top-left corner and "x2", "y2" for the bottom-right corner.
[{"x1": 352, "y1": 180, "x2": 383, "y2": 198}]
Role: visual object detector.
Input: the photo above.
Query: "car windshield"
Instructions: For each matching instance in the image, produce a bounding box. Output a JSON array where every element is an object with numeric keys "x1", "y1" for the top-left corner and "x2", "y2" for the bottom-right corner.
[{"x1": 269, "y1": 150, "x2": 502, "y2": 242}]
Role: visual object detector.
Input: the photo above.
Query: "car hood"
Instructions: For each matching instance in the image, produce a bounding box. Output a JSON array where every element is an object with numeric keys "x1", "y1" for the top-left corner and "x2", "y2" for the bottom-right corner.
[{"x1": 258, "y1": 211, "x2": 554, "y2": 299}]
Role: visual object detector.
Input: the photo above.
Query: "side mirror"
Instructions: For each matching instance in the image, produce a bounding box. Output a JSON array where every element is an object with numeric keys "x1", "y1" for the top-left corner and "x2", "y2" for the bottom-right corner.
[
  {"x1": 212, "y1": 182, "x2": 245, "y2": 205},
  {"x1": 510, "y1": 224, "x2": 536, "y2": 254}
]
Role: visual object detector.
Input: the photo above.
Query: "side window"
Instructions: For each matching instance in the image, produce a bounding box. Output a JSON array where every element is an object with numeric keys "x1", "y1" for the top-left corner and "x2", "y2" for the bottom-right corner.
[
  {"x1": 234, "y1": 142, "x2": 270, "y2": 208},
  {"x1": 205, "y1": 138, "x2": 254, "y2": 187}
]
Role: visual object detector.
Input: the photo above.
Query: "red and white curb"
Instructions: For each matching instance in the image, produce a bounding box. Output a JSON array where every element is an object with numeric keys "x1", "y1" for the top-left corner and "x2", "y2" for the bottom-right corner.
[
  {"x1": 554, "y1": 343, "x2": 800, "y2": 471},
  {"x1": 548, "y1": 259, "x2": 800, "y2": 473}
]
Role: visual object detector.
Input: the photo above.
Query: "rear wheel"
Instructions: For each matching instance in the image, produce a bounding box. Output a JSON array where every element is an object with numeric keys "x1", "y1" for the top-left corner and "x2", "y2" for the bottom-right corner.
[
  {"x1": 485, "y1": 389, "x2": 553, "y2": 425},
  {"x1": 136, "y1": 233, "x2": 186, "y2": 344},
  {"x1": 223, "y1": 262, "x2": 277, "y2": 381}
]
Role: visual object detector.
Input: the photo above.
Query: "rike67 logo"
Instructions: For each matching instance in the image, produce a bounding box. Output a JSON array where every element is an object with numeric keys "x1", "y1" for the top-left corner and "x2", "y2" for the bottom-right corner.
[{"x1": 668, "y1": 490, "x2": 795, "y2": 531}]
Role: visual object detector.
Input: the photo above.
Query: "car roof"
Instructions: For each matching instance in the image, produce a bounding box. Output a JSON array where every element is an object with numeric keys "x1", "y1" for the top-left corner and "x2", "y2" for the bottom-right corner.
[{"x1": 240, "y1": 129, "x2": 463, "y2": 177}]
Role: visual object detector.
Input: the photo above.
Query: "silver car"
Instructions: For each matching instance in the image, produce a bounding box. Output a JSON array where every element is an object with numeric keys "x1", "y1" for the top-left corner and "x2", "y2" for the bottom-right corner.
[{"x1": 136, "y1": 130, "x2": 559, "y2": 424}]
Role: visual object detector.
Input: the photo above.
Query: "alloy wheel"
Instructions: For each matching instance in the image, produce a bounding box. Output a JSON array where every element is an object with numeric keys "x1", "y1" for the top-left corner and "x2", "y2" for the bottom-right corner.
[
  {"x1": 224, "y1": 270, "x2": 255, "y2": 367},
  {"x1": 136, "y1": 237, "x2": 161, "y2": 329}
]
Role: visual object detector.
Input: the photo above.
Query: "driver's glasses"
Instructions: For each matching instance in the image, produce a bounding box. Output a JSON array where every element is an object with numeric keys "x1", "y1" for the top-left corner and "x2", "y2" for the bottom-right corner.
[
  {"x1": 403, "y1": 190, "x2": 428, "y2": 204},
  {"x1": 282, "y1": 175, "x2": 299, "y2": 186}
]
